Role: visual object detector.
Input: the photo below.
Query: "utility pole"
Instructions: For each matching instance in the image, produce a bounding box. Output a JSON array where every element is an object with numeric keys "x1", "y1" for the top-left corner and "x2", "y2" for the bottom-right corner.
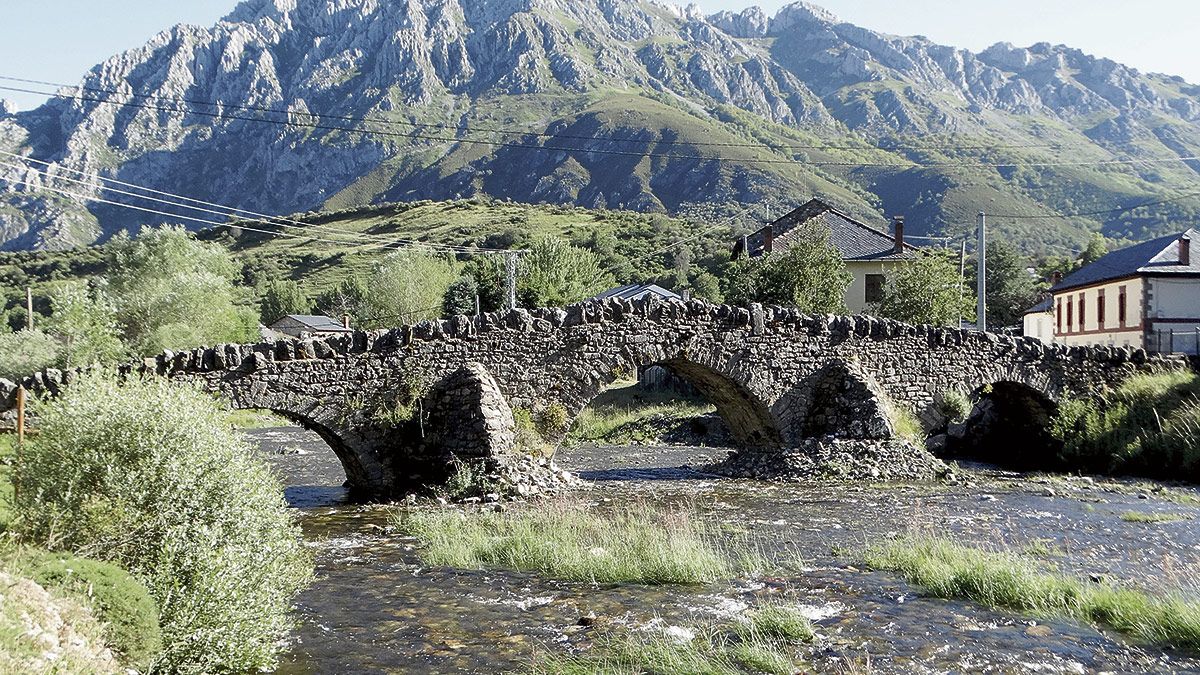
[
  {"x1": 958, "y1": 240, "x2": 967, "y2": 328},
  {"x1": 504, "y1": 252, "x2": 519, "y2": 312},
  {"x1": 976, "y1": 211, "x2": 987, "y2": 332},
  {"x1": 25, "y1": 287, "x2": 33, "y2": 330}
]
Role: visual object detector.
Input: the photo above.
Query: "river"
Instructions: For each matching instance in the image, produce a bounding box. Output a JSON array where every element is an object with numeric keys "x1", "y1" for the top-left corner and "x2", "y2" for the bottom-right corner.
[{"x1": 247, "y1": 426, "x2": 1200, "y2": 674}]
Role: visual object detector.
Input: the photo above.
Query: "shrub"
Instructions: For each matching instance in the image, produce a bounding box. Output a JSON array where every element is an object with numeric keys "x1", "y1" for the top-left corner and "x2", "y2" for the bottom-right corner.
[
  {"x1": 937, "y1": 389, "x2": 972, "y2": 425},
  {"x1": 13, "y1": 373, "x2": 312, "y2": 673},
  {"x1": 536, "y1": 402, "x2": 571, "y2": 438},
  {"x1": 0, "y1": 329, "x2": 61, "y2": 380},
  {"x1": 6, "y1": 549, "x2": 161, "y2": 669}
]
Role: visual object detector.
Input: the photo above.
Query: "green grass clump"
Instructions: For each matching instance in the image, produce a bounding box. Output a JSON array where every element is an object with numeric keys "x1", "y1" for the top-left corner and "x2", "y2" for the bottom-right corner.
[
  {"x1": 888, "y1": 403, "x2": 925, "y2": 445},
  {"x1": 1119, "y1": 511, "x2": 1193, "y2": 524},
  {"x1": 0, "y1": 569, "x2": 121, "y2": 673},
  {"x1": 4, "y1": 549, "x2": 162, "y2": 669},
  {"x1": 1052, "y1": 371, "x2": 1200, "y2": 481},
  {"x1": 530, "y1": 603, "x2": 814, "y2": 674},
  {"x1": 395, "y1": 499, "x2": 758, "y2": 584},
  {"x1": 865, "y1": 535, "x2": 1200, "y2": 652},
  {"x1": 0, "y1": 434, "x2": 14, "y2": 532},
  {"x1": 225, "y1": 408, "x2": 293, "y2": 429}
]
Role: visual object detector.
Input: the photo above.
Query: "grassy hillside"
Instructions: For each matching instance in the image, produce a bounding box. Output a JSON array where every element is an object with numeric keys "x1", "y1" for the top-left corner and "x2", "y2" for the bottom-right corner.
[{"x1": 0, "y1": 199, "x2": 744, "y2": 329}]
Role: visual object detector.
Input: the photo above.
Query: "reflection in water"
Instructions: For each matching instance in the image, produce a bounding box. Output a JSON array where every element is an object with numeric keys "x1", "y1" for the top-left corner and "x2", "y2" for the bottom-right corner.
[{"x1": 247, "y1": 427, "x2": 1200, "y2": 674}]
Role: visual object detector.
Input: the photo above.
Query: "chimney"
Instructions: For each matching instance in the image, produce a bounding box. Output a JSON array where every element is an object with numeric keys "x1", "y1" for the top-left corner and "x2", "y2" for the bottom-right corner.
[
  {"x1": 764, "y1": 226, "x2": 775, "y2": 254},
  {"x1": 342, "y1": 314, "x2": 351, "y2": 329},
  {"x1": 1181, "y1": 235, "x2": 1191, "y2": 266},
  {"x1": 892, "y1": 216, "x2": 905, "y2": 254}
]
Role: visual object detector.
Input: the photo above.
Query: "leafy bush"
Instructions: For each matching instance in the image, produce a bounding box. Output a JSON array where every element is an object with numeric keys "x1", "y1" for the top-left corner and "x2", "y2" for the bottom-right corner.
[
  {"x1": 107, "y1": 226, "x2": 259, "y2": 355},
  {"x1": 6, "y1": 549, "x2": 161, "y2": 669},
  {"x1": 13, "y1": 374, "x2": 312, "y2": 673},
  {"x1": 46, "y1": 281, "x2": 124, "y2": 368},
  {"x1": 876, "y1": 250, "x2": 972, "y2": 327},
  {"x1": 0, "y1": 329, "x2": 61, "y2": 380},
  {"x1": 518, "y1": 237, "x2": 614, "y2": 308},
  {"x1": 536, "y1": 402, "x2": 571, "y2": 438},
  {"x1": 722, "y1": 224, "x2": 851, "y2": 313}
]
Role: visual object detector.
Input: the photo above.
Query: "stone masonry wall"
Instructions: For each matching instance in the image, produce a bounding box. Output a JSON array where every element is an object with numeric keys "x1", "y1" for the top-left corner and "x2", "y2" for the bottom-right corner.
[{"x1": 1, "y1": 297, "x2": 1186, "y2": 495}]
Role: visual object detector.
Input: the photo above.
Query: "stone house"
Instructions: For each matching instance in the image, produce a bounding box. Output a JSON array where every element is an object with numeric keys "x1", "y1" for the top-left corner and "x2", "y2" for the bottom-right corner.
[
  {"x1": 730, "y1": 198, "x2": 918, "y2": 313},
  {"x1": 266, "y1": 314, "x2": 354, "y2": 340},
  {"x1": 1047, "y1": 229, "x2": 1200, "y2": 354}
]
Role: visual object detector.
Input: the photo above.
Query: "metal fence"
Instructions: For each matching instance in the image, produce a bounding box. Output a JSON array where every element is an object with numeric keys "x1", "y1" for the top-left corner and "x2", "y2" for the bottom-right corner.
[{"x1": 1150, "y1": 328, "x2": 1200, "y2": 356}]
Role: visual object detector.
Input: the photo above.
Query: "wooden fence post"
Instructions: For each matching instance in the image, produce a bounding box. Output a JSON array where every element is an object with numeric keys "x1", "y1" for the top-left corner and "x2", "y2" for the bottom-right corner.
[{"x1": 15, "y1": 385, "x2": 25, "y2": 445}]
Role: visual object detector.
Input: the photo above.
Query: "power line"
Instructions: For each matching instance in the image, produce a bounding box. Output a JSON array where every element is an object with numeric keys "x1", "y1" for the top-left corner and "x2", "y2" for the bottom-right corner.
[
  {"x1": 1, "y1": 151, "x2": 519, "y2": 255},
  {"x1": 0, "y1": 75, "x2": 1063, "y2": 153},
  {"x1": 5, "y1": 83, "x2": 1200, "y2": 169}
]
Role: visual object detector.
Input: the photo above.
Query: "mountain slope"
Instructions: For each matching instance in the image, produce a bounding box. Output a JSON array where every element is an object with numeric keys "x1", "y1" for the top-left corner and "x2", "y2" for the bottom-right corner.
[{"x1": 2, "y1": 0, "x2": 1198, "y2": 252}]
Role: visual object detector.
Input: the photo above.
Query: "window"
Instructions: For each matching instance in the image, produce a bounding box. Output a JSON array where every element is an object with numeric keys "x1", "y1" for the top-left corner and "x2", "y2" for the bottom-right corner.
[
  {"x1": 1118, "y1": 285, "x2": 1127, "y2": 327},
  {"x1": 1078, "y1": 293, "x2": 1086, "y2": 330},
  {"x1": 1097, "y1": 290, "x2": 1106, "y2": 328},
  {"x1": 865, "y1": 274, "x2": 885, "y2": 303},
  {"x1": 1056, "y1": 297, "x2": 1062, "y2": 333},
  {"x1": 1067, "y1": 297, "x2": 1073, "y2": 332}
]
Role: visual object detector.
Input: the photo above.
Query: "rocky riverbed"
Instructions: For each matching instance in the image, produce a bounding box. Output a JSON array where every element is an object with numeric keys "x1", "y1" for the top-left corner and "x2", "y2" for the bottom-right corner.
[{"x1": 250, "y1": 427, "x2": 1200, "y2": 674}]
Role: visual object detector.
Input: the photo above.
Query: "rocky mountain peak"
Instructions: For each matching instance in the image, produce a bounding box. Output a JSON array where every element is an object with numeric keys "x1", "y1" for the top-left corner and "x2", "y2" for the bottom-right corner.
[{"x1": 0, "y1": 0, "x2": 1197, "y2": 251}]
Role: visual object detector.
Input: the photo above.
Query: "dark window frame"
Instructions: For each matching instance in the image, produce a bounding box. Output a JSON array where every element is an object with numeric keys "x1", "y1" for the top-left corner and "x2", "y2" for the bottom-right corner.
[{"x1": 865, "y1": 274, "x2": 885, "y2": 304}]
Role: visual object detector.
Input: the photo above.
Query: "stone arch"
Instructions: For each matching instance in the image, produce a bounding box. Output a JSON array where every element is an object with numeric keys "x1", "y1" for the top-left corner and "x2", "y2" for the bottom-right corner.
[
  {"x1": 948, "y1": 380, "x2": 1062, "y2": 470},
  {"x1": 235, "y1": 404, "x2": 389, "y2": 497},
  {"x1": 562, "y1": 349, "x2": 783, "y2": 450}
]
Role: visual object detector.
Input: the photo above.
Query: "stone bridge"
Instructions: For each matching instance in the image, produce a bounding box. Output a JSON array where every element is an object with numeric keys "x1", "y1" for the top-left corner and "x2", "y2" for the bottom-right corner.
[{"x1": 4, "y1": 298, "x2": 1185, "y2": 496}]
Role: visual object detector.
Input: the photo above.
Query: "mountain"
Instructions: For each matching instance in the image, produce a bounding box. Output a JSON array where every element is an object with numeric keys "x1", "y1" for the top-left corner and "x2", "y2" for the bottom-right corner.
[{"x1": 2, "y1": 0, "x2": 1199, "y2": 252}]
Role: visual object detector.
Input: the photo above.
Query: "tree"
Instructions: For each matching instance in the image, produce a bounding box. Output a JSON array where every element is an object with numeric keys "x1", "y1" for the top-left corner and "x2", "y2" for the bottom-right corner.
[
  {"x1": 106, "y1": 226, "x2": 258, "y2": 355},
  {"x1": 443, "y1": 276, "x2": 480, "y2": 316},
  {"x1": 722, "y1": 224, "x2": 852, "y2": 313},
  {"x1": 975, "y1": 240, "x2": 1039, "y2": 328},
  {"x1": 259, "y1": 279, "x2": 312, "y2": 324},
  {"x1": 875, "y1": 250, "x2": 974, "y2": 326},
  {"x1": 45, "y1": 281, "x2": 124, "y2": 368},
  {"x1": 0, "y1": 329, "x2": 61, "y2": 380},
  {"x1": 363, "y1": 250, "x2": 461, "y2": 327},
  {"x1": 518, "y1": 237, "x2": 614, "y2": 308},
  {"x1": 464, "y1": 256, "x2": 507, "y2": 312},
  {"x1": 315, "y1": 275, "x2": 370, "y2": 324},
  {"x1": 1080, "y1": 233, "x2": 1109, "y2": 265}
]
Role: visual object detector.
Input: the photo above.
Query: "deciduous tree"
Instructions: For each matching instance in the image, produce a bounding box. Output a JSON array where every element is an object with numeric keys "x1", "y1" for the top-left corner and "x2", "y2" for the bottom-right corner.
[{"x1": 875, "y1": 250, "x2": 973, "y2": 326}]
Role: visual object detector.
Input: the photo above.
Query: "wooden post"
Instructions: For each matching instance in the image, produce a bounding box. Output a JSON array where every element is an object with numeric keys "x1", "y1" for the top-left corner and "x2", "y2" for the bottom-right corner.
[
  {"x1": 15, "y1": 385, "x2": 24, "y2": 445},
  {"x1": 25, "y1": 287, "x2": 33, "y2": 330}
]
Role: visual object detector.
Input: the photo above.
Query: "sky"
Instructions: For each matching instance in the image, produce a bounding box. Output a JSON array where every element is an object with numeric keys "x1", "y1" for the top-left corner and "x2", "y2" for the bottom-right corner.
[{"x1": 1, "y1": 0, "x2": 1197, "y2": 111}]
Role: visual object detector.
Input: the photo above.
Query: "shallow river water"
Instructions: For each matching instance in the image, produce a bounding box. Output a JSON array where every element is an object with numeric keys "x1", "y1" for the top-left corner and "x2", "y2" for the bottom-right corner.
[{"x1": 249, "y1": 427, "x2": 1200, "y2": 674}]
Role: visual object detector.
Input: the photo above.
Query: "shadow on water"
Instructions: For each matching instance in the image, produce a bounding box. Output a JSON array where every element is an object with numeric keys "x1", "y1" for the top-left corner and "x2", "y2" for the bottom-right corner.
[
  {"x1": 576, "y1": 465, "x2": 715, "y2": 481},
  {"x1": 283, "y1": 485, "x2": 350, "y2": 509}
]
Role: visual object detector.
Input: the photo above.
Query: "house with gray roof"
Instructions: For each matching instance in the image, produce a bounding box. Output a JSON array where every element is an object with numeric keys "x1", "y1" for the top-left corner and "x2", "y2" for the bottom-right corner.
[
  {"x1": 266, "y1": 314, "x2": 354, "y2": 340},
  {"x1": 730, "y1": 198, "x2": 919, "y2": 313},
  {"x1": 1046, "y1": 228, "x2": 1199, "y2": 354},
  {"x1": 592, "y1": 283, "x2": 682, "y2": 303}
]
